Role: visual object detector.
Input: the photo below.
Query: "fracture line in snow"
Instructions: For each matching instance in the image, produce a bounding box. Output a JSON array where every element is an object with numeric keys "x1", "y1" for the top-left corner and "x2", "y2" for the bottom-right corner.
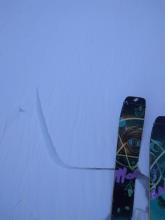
[{"x1": 36, "y1": 89, "x2": 114, "y2": 171}]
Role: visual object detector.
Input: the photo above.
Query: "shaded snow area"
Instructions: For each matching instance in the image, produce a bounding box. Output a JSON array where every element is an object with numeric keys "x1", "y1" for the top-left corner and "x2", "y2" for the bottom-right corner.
[{"x1": 0, "y1": 0, "x2": 165, "y2": 219}]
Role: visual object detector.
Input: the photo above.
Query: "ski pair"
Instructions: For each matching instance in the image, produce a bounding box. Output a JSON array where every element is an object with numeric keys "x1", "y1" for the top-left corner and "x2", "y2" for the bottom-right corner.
[
  {"x1": 37, "y1": 91, "x2": 165, "y2": 219},
  {"x1": 112, "y1": 97, "x2": 165, "y2": 220}
]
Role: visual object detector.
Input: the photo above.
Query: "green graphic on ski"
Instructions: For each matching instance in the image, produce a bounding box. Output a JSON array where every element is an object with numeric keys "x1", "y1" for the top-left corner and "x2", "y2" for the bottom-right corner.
[
  {"x1": 111, "y1": 96, "x2": 146, "y2": 220},
  {"x1": 150, "y1": 116, "x2": 165, "y2": 220}
]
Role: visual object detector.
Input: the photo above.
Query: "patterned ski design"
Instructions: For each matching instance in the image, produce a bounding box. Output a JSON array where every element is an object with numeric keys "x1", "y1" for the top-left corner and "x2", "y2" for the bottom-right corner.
[
  {"x1": 150, "y1": 116, "x2": 165, "y2": 220},
  {"x1": 111, "y1": 96, "x2": 146, "y2": 220}
]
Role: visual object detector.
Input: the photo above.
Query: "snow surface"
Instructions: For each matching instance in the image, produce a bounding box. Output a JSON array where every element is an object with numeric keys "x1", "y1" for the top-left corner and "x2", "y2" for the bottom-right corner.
[{"x1": 0, "y1": 0, "x2": 165, "y2": 219}]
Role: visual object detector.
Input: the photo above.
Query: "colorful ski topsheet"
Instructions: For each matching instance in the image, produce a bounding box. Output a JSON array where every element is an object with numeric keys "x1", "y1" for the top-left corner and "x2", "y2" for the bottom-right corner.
[
  {"x1": 150, "y1": 116, "x2": 165, "y2": 220},
  {"x1": 111, "y1": 96, "x2": 146, "y2": 220}
]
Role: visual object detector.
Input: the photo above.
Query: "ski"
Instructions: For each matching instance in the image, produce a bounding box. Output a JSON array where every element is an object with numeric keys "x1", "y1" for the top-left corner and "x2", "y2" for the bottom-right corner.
[
  {"x1": 150, "y1": 116, "x2": 165, "y2": 220},
  {"x1": 111, "y1": 96, "x2": 146, "y2": 220}
]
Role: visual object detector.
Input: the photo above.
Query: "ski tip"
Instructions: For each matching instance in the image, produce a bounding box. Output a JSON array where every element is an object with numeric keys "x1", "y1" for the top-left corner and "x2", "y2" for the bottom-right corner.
[
  {"x1": 154, "y1": 116, "x2": 165, "y2": 125},
  {"x1": 124, "y1": 96, "x2": 146, "y2": 107}
]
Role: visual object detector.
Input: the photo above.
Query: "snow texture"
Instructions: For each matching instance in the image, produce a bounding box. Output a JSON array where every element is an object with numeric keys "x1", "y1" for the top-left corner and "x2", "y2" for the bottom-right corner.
[{"x1": 0, "y1": 0, "x2": 165, "y2": 219}]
